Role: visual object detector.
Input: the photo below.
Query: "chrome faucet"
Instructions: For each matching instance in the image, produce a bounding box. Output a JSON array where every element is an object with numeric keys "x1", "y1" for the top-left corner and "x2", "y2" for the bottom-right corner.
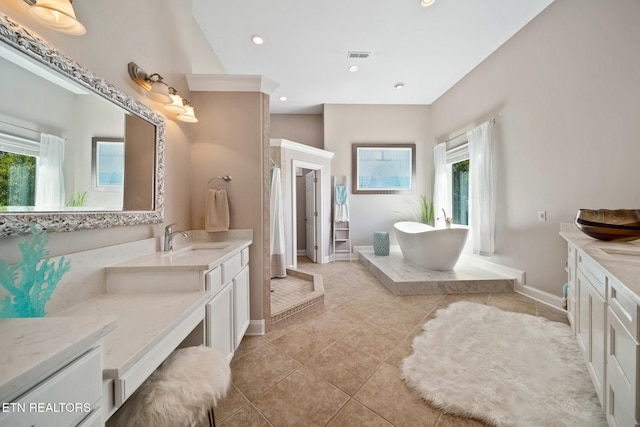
[{"x1": 164, "y1": 223, "x2": 188, "y2": 251}]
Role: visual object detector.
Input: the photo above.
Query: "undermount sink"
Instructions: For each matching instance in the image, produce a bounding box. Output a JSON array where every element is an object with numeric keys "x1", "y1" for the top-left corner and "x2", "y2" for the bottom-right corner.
[{"x1": 162, "y1": 244, "x2": 230, "y2": 258}]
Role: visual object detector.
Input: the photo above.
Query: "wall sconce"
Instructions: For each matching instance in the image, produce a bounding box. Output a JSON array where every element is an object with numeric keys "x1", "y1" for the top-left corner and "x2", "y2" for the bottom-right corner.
[
  {"x1": 128, "y1": 62, "x2": 198, "y2": 123},
  {"x1": 177, "y1": 102, "x2": 198, "y2": 123},
  {"x1": 23, "y1": 0, "x2": 86, "y2": 36},
  {"x1": 164, "y1": 87, "x2": 186, "y2": 114}
]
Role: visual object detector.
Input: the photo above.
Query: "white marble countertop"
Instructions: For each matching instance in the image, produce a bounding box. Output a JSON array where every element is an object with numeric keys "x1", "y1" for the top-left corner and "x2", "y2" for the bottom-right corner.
[
  {"x1": 55, "y1": 291, "x2": 210, "y2": 378},
  {"x1": 105, "y1": 239, "x2": 251, "y2": 272},
  {"x1": 0, "y1": 316, "x2": 117, "y2": 401},
  {"x1": 560, "y1": 223, "x2": 640, "y2": 300}
]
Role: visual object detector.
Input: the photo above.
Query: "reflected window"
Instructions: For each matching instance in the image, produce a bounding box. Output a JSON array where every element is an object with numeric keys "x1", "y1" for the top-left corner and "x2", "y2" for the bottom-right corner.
[
  {"x1": 92, "y1": 137, "x2": 124, "y2": 189},
  {"x1": 0, "y1": 151, "x2": 36, "y2": 208}
]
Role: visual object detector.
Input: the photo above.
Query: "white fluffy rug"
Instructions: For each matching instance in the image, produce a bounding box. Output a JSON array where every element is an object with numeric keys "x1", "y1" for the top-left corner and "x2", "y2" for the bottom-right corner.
[{"x1": 401, "y1": 302, "x2": 606, "y2": 427}]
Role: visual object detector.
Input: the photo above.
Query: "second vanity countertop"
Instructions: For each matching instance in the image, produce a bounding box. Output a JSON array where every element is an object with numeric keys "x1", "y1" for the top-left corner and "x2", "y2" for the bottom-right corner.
[
  {"x1": 560, "y1": 223, "x2": 640, "y2": 300},
  {"x1": 104, "y1": 239, "x2": 252, "y2": 272},
  {"x1": 54, "y1": 291, "x2": 210, "y2": 379}
]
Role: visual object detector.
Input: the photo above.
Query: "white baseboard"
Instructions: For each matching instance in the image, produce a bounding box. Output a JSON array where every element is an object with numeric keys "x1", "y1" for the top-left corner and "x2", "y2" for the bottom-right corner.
[
  {"x1": 460, "y1": 254, "x2": 563, "y2": 310},
  {"x1": 297, "y1": 249, "x2": 306, "y2": 256},
  {"x1": 517, "y1": 285, "x2": 564, "y2": 310},
  {"x1": 245, "y1": 320, "x2": 265, "y2": 336}
]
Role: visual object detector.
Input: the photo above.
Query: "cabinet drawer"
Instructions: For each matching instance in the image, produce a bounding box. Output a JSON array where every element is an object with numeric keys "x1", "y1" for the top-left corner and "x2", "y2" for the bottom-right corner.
[
  {"x1": 0, "y1": 347, "x2": 102, "y2": 427},
  {"x1": 205, "y1": 266, "x2": 223, "y2": 296},
  {"x1": 577, "y1": 254, "x2": 606, "y2": 299},
  {"x1": 609, "y1": 276, "x2": 639, "y2": 341},
  {"x1": 221, "y1": 252, "x2": 242, "y2": 283}
]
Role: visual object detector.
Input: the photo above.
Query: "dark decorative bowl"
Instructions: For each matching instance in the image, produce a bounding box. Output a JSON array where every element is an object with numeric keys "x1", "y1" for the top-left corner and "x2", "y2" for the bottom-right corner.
[{"x1": 575, "y1": 209, "x2": 640, "y2": 242}]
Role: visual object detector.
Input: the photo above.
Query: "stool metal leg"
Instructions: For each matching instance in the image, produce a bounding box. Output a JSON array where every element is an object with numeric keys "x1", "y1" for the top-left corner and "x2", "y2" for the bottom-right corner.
[{"x1": 207, "y1": 407, "x2": 215, "y2": 427}]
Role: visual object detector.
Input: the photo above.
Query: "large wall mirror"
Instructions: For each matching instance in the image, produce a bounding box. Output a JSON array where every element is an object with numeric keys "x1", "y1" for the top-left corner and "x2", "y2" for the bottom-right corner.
[{"x1": 0, "y1": 13, "x2": 164, "y2": 237}]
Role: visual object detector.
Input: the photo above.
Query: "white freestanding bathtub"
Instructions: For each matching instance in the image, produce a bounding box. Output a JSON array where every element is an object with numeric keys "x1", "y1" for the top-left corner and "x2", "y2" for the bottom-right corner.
[{"x1": 393, "y1": 221, "x2": 469, "y2": 271}]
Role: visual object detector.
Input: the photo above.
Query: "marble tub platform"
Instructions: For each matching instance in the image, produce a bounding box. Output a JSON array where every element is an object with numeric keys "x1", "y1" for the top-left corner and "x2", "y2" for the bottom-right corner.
[{"x1": 359, "y1": 248, "x2": 514, "y2": 295}]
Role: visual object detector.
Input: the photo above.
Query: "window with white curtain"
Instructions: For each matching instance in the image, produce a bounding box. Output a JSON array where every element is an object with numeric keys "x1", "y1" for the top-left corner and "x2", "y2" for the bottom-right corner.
[{"x1": 434, "y1": 120, "x2": 495, "y2": 255}]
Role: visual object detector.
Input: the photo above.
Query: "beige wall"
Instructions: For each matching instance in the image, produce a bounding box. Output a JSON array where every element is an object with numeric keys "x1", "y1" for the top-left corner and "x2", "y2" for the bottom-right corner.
[
  {"x1": 270, "y1": 114, "x2": 324, "y2": 149},
  {"x1": 430, "y1": 0, "x2": 640, "y2": 296},
  {"x1": 324, "y1": 104, "x2": 432, "y2": 247},
  {"x1": 190, "y1": 91, "x2": 266, "y2": 321},
  {"x1": 0, "y1": 0, "x2": 194, "y2": 261}
]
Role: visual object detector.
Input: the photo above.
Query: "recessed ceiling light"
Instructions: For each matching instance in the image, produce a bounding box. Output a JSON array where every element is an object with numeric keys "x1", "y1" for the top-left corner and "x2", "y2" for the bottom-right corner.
[
  {"x1": 421, "y1": 0, "x2": 435, "y2": 6},
  {"x1": 394, "y1": 82, "x2": 405, "y2": 90},
  {"x1": 349, "y1": 65, "x2": 359, "y2": 72},
  {"x1": 251, "y1": 35, "x2": 264, "y2": 45},
  {"x1": 279, "y1": 96, "x2": 288, "y2": 101}
]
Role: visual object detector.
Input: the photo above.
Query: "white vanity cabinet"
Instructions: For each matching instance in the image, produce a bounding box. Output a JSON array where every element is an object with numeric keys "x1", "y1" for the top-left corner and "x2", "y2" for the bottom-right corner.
[
  {"x1": 562, "y1": 228, "x2": 640, "y2": 427},
  {"x1": 575, "y1": 253, "x2": 607, "y2": 406},
  {"x1": 606, "y1": 276, "x2": 640, "y2": 427},
  {"x1": 206, "y1": 281, "x2": 234, "y2": 360},
  {"x1": 104, "y1": 239, "x2": 253, "y2": 363},
  {"x1": 0, "y1": 317, "x2": 114, "y2": 427},
  {"x1": 0, "y1": 347, "x2": 103, "y2": 427},
  {"x1": 205, "y1": 247, "x2": 250, "y2": 361}
]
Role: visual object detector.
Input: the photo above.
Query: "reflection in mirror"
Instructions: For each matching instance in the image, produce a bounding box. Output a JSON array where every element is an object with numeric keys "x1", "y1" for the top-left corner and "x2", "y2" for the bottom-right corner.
[{"x1": 0, "y1": 12, "x2": 164, "y2": 237}]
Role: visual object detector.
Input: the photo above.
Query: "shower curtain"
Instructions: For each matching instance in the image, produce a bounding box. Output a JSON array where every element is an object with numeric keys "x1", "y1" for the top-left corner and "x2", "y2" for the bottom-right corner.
[
  {"x1": 467, "y1": 121, "x2": 495, "y2": 256},
  {"x1": 270, "y1": 166, "x2": 287, "y2": 278},
  {"x1": 35, "y1": 133, "x2": 66, "y2": 209}
]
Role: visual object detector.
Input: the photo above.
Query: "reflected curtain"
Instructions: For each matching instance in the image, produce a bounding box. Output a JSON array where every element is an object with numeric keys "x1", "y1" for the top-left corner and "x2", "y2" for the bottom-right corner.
[
  {"x1": 467, "y1": 121, "x2": 496, "y2": 256},
  {"x1": 432, "y1": 142, "x2": 449, "y2": 228},
  {"x1": 270, "y1": 167, "x2": 287, "y2": 278},
  {"x1": 35, "y1": 133, "x2": 66, "y2": 209}
]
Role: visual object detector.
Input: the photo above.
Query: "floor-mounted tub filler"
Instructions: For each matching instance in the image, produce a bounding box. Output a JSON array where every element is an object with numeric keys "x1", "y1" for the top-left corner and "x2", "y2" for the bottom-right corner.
[{"x1": 393, "y1": 221, "x2": 469, "y2": 271}]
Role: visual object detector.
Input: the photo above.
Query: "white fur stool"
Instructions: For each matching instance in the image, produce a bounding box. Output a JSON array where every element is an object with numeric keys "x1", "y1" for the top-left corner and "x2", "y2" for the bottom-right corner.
[{"x1": 111, "y1": 346, "x2": 231, "y2": 427}]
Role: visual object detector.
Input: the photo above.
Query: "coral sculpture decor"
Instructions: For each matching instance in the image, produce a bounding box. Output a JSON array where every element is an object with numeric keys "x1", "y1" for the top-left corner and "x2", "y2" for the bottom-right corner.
[{"x1": 0, "y1": 224, "x2": 70, "y2": 318}]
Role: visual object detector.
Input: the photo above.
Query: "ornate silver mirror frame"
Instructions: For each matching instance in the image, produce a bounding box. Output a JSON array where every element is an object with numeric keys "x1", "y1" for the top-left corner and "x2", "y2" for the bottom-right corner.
[{"x1": 0, "y1": 12, "x2": 164, "y2": 237}]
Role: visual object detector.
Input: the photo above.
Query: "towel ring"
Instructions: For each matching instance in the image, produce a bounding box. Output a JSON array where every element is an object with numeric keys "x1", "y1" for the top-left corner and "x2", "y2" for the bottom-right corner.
[{"x1": 208, "y1": 175, "x2": 232, "y2": 190}]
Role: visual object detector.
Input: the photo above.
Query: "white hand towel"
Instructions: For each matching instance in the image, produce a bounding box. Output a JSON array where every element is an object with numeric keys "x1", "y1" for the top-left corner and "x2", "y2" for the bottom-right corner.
[{"x1": 205, "y1": 189, "x2": 230, "y2": 232}]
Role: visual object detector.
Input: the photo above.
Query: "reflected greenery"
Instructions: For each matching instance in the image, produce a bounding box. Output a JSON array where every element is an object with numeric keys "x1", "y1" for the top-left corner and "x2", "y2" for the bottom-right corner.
[{"x1": 0, "y1": 151, "x2": 35, "y2": 209}]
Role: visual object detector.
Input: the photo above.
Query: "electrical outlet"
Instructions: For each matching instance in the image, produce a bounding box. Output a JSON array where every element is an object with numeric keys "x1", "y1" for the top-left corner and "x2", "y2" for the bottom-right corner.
[{"x1": 538, "y1": 210, "x2": 546, "y2": 221}]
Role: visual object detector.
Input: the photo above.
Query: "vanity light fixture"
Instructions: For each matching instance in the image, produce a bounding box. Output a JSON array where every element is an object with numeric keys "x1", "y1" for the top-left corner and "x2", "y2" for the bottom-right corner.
[
  {"x1": 24, "y1": 0, "x2": 86, "y2": 36},
  {"x1": 128, "y1": 62, "x2": 197, "y2": 123},
  {"x1": 176, "y1": 102, "x2": 198, "y2": 123},
  {"x1": 421, "y1": 0, "x2": 435, "y2": 6},
  {"x1": 164, "y1": 87, "x2": 187, "y2": 114},
  {"x1": 146, "y1": 74, "x2": 172, "y2": 104}
]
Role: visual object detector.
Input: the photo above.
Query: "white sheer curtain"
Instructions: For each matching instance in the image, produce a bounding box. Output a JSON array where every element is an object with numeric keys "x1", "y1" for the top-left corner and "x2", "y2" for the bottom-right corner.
[
  {"x1": 35, "y1": 133, "x2": 66, "y2": 209},
  {"x1": 432, "y1": 142, "x2": 449, "y2": 228},
  {"x1": 467, "y1": 121, "x2": 496, "y2": 256}
]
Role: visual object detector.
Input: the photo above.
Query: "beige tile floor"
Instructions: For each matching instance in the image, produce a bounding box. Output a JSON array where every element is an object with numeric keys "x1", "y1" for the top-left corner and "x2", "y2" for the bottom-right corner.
[{"x1": 216, "y1": 259, "x2": 569, "y2": 427}]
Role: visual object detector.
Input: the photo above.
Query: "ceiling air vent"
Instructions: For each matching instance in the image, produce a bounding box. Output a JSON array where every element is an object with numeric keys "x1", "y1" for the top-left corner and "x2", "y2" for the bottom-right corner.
[{"x1": 347, "y1": 51, "x2": 371, "y2": 59}]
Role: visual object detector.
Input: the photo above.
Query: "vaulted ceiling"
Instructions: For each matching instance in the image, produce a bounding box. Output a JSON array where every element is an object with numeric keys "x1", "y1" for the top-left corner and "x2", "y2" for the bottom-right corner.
[{"x1": 193, "y1": 0, "x2": 555, "y2": 114}]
